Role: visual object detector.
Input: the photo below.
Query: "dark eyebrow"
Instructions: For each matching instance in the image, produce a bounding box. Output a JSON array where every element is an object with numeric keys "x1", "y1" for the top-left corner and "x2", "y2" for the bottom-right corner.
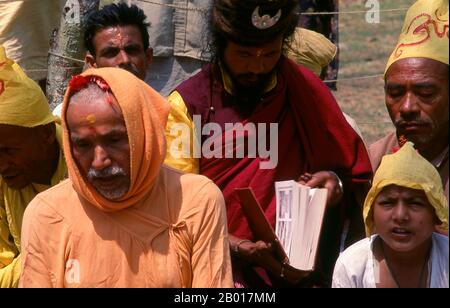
[
  {"x1": 385, "y1": 83, "x2": 403, "y2": 90},
  {"x1": 70, "y1": 127, "x2": 128, "y2": 141},
  {"x1": 103, "y1": 127, "x2": 128, "y2": 138},
  {"x1": 412, "y1": 82, "x2": 437, "y2": 89},
  {"x1": 124, "y1": 43, "x2": 142, "y2": 49},
  {"x1": 98, "y1": 46, "x2": 120, "y2": 55}
]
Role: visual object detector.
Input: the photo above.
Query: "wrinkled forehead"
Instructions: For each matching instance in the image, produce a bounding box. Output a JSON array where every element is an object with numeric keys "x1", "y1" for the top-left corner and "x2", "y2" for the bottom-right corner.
[
  {"x1": 377, "y1": 184, "x2": 427, "y2": 198},
  {"x1": 385, "y1": 57, "x2": 449, "y2": 81},
  {"x1": 66, "y1": 90, "x2": 126, "y2": 129},
  {"x1": 0, "y1": 123, "x2": 37, "y2": 144}
]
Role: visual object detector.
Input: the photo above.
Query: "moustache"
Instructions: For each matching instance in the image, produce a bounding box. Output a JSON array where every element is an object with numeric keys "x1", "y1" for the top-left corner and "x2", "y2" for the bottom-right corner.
[
  {"x1": 394, "y1": 119, "x2": 431, "y2": 127},
  {"x1": 119, "y1": 64, "x2": 140, "y2": 77},
  {"x1": 87, "y1": 165, "x2": 126, "y2": 180}
]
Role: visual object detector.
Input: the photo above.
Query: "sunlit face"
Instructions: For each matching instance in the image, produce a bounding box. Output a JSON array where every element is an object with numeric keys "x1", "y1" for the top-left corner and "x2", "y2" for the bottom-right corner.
[
  {"x1": 86, "y1": 25, "x2": 152, "y2": 80},
  {"x1": 222, "y1": 37, "x2": 283, "y2": 91},
  {"x1": 66, "y1": 93, "x2": 131, "y2": 200},
  {"x1": 385, "y1": 58, "x2": 449, "y2": 155},
  {"x1": 0, "y1": 124, "x2": 55, "y2": 189},
  {"x1": 373, "y1": 185, "x2": 438, "y2": 253}
]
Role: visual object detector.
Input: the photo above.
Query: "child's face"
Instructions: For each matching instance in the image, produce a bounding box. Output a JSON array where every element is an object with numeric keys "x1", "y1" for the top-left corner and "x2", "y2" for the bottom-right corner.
[{"x1": 373, "y1": 185, "x2": 438, "y2": 253}]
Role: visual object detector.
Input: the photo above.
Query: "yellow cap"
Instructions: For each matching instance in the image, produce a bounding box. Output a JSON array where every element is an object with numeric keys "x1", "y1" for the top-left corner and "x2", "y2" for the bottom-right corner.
[
  {"x1": 285, "y1": 27, "x2": 337, "y2": 76},
  {"x1": 0, "y1": 45, "x2": 55, "y2": 127},
  {"x1": 363, "y1": 142, "x2": 449, "y2": 236},
  {"x1": 385, "y1": 0, "x2": 449, "y2": 74}
]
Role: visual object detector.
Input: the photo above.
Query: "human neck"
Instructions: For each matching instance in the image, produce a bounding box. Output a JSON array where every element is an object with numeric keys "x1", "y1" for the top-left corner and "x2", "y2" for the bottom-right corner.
[
  {"x1": 417, "y1": 129, "x2": 449, "y2": 162},
  {"x1": 378, "y1": 237, "x2": 432, "y2": 288},
  {"x1": 381, "y1": 238, "x2": 431, "y2": 266}
]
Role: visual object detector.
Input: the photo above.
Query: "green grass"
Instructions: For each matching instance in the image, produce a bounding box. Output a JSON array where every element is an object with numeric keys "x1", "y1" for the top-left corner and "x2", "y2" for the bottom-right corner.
[{"x1": 333, "y1": 0, "x2": 416, "y2": 144}]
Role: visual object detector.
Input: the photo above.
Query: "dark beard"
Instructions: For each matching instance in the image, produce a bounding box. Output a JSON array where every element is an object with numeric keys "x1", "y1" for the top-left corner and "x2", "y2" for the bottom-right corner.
[{"x1": 221, "y1": 61, "x2": 277, "y2": 117}]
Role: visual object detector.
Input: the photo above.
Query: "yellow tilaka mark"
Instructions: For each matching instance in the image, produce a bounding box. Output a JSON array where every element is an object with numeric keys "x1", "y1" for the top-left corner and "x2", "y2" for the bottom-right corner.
[
  {"x1": 256, "y1": 50, "x2": 263, "y2": 57},
  {"x1": 86, "y1": 114, "x2": 96, "y2": 124}
]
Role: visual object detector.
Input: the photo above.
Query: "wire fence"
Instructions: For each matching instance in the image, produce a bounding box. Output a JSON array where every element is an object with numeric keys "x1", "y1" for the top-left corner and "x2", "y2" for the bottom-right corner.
[
  {"x1": 16, "y1": 0, "x2": 411, "y2": 141},
  {"x1": 20, "y1": 1, "x2": 409, "y2": 85}
]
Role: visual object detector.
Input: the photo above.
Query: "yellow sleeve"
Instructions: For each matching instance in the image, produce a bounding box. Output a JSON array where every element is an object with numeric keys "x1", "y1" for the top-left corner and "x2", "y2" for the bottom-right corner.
[
  {"x1": 164, "y1": 91, "x2": 200, "y2": 174},
  {"x1": 0, "y1": 190, "x2": 21, "y2": 288}
]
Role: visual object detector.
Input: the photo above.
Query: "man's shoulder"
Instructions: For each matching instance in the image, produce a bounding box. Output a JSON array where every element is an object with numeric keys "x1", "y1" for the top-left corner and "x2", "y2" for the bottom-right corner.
[
  {"x1": 160, "y1": 165, "x2": 216, "y2": 192},
  {"x1": 368, "y1": 131, "x2": 398, "y2": 171},
  {"x1": 176, "y1": 64, "x2": 211, "y2": 92},
  {"x1": 28, "y1": 179, "x2": 76, "y2": 213}
]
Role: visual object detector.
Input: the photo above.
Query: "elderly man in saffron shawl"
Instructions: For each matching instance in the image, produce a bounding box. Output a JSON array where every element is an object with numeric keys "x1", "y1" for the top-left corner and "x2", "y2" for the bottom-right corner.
[
  {"x1": 164, "y1": 0, "x2": 372, "y2": 287},
  {"x1": 19, "y1": 68, "x2": 233, "y2": 288}
]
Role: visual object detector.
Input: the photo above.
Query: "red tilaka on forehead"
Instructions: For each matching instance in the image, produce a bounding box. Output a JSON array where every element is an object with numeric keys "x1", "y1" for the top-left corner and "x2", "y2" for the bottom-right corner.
[{"x1": 116, "y1": 28, "x2": 123, "y2": 42}]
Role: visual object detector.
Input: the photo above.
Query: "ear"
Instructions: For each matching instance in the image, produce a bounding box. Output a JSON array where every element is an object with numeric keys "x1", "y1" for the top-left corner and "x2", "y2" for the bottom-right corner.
[
  {"x1": 85, "y1": 54, "x2": 98, "y2": 68},
  {"x1": 145, "y1": 47, "x2": 153, "y2": 69}
]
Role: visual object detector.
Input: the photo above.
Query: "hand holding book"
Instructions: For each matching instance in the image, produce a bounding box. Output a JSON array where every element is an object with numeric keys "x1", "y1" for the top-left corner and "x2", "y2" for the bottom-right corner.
[
  {"x1": 229, "y1": 234, "x2": 311, "y2": 284},
  {"x1": 298, "y1": 171, "x2": 343, "y2": 207},
  {"x1": 235, "y1": 188, "x2": 314, "y2": 283}
]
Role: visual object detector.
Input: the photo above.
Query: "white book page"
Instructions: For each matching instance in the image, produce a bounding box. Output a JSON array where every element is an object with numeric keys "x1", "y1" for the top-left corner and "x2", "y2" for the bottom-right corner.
[
  {"x1": 304, "y1": 188, "x2": 328, "y2": 270},
  {"x1": 289, "y1": 184, "x2": 310, "y2": 269},
  {"x1": 275, "y1": 181, "x2": 296, "y2": 256},
  {"x1": 275, "y1": 181, "x2": 327, "y2": 271}
]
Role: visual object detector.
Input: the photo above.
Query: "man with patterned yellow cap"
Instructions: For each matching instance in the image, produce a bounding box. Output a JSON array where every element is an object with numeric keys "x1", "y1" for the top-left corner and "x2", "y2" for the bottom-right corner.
[
  {"x1": 0, "y1": 46, "x2": 67, "y2": 288},
  {"x1": 369, "y1": 0, "x2": 449, "y2": 199},
  {"x1": 332, "y1": 142, "x2": 448, "y2": 288},
  {"x1": 19, "y1": 67, "x2": 233, "y2": 288}
]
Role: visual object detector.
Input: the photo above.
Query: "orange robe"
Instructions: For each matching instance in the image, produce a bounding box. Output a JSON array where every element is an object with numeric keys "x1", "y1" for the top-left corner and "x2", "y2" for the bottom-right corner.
[
  {"x1": 19, "y1": 67, "x2": 233, "y2": 288},
  {"x1": 20, "y1": 167, "x2": 233, "y2": 288}
]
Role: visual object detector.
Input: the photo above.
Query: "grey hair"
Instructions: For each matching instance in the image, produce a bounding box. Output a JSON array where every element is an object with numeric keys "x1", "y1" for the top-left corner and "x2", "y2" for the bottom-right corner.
[{"x1": 69, "y1": 83, "x2": 109, "y2": 106}]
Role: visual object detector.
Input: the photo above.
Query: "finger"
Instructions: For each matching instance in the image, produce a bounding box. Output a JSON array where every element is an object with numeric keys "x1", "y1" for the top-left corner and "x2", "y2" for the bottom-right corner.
[{"x1": 303, "y1": 176, "x2": 324, "y2": 188}]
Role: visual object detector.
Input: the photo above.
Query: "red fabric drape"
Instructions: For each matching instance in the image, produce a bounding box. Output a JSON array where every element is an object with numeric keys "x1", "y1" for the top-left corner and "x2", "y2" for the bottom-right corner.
[{"x1": 197, "y1": 58, "x2": 372, "y2": 239}]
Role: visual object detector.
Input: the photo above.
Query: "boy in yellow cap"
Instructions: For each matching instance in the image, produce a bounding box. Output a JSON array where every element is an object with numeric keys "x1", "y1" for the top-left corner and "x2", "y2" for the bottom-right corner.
[
  {"x1": 0, "y1": 46, "x2": 67, "y2": 287},
  {"x1": 332, "y1": 142, "x2": 448, "y2": 288},
  {"x1": 369, "y1": 0, "x2": 449, "y2": 199}
]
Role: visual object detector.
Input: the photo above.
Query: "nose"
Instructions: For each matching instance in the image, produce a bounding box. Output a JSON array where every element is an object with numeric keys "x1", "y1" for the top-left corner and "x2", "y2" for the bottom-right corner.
[
  {"x1": 117, "y1": 50, "x2": 131, "y2": 66},
  {"x1": 91, "y1": 145, "x2": 112, "y2": 170},
  {"x1": 247, "y1": 58, "x2": 265, "y2": 75},
  {"x1": 392, "y1": 203, "x2": 410, "y2": 223},
  {"x1": 399, "y1": 92, "x2": 420, "y2": 120}
]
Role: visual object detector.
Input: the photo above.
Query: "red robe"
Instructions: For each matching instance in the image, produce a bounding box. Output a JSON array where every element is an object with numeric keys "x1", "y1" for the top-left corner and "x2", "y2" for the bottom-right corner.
[{"x1": 176, "y1": 57, "x2": 372, "y2": 286}]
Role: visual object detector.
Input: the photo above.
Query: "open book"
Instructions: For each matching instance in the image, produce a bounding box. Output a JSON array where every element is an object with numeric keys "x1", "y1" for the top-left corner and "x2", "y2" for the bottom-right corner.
[
  {"x1": 275, "y1": 180, "x2": 327, "y2": 271},
  {"x1": 235, "y1": 181, "x2": 327, "y2": 272}
]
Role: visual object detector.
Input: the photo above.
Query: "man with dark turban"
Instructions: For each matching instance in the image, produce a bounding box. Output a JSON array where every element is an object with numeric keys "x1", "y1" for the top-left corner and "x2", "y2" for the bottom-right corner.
[{"x1": 164, "y1": 0, "x2": 372, "y2": 287}]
